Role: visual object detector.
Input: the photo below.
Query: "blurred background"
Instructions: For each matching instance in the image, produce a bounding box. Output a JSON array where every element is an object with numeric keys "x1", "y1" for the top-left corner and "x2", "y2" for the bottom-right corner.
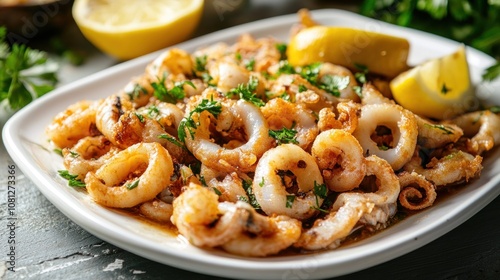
[{"x1": 1, "y1": 0, "x2": 498, "y2": 88}]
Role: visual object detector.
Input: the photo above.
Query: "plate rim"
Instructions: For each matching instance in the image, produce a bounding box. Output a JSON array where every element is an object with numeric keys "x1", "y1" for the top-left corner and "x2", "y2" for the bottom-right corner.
[{"x1": 3, "y1": 8, "x2": 500, "y2": 280}]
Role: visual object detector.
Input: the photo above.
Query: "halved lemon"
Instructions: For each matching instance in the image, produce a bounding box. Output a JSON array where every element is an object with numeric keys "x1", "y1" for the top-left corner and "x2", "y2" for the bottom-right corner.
[
  {"x1": 72, "y1": 0, "x2": 204, "y2": 60},
  {"x1": 287, "y1": 25, "x2": 410, "y2": 78},
  {"x1": 390, "y1": 46, "x2": 476, "y2": 120}
]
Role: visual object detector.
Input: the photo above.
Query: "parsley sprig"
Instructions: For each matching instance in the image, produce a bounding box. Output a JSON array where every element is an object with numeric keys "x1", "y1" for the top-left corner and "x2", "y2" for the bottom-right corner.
[
  {"x1": 227, "y1": 76, "x2": 265, "y2": 107},
  {"x1": 312, "y1": 181, "x2": 328, "y2": 212},
  {"x1": 151, "y1": 74, "x2": 195, "y2": 104},
  {"x1": 178, "y1": 98, "x2": 222, "y2": 142},
  {"x1": 239, "y1": 179, "x2": 261, "y2": 209},
  {"x1": 299, "y1": 62, "x2": 350, "y2": 97},
  {"x1": 1, "y1": 26, "x2": 59, "y2": 110},
  {"x1": 269, "y1": 125, "x2": 299, "y2": 145}
]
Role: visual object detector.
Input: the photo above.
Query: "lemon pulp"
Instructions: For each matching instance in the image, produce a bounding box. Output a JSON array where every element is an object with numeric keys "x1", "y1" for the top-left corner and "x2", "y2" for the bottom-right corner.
[{"x1": 73, "y1": 0, "x2": 204, "y2": 60}]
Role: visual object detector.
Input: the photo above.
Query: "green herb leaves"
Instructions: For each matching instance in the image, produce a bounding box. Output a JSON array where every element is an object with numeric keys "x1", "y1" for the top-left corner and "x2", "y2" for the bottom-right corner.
[
  {"x1": 269, "y1": 126, "x2": 299, "y2": 145},
  {"x1": 227, "y1": 75, "x2": 265, "y2": 107},
  {"x1": 1, "y1": 26, "x2": 59, "y2": 110},
  {"x1": 299, "y1": 62, "x2": 350, "y2": 96},
  {"x1": 360, "y1": 0, "x2": 500, "y2": 81},
  {"x1": 57, "y1": 170, "x2": 85, "y2": 188},
  {"x1": 151, "y1": 75, "x2": 195, "y2": 104},
  {"x1": 178, "y1": 98, "x2": 222, "y2": 142}
]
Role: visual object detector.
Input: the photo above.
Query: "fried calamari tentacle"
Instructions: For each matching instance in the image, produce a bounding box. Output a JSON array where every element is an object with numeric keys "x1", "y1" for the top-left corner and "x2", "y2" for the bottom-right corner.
[
  {"x1": 398, "y1": 171, "x2": 437, "y2": 211},
  {"x1": 450, "y1": 110, "x2": 500, "y2": 155}
]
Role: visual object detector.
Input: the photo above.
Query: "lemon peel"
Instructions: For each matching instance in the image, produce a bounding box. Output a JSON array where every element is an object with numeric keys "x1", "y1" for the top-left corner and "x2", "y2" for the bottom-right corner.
[{"x1": 287, "y1": 25, "x2": 410, "y2": 78}]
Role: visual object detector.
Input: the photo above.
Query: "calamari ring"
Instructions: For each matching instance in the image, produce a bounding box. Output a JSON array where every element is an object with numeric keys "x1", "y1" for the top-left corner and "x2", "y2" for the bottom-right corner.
[
  {"x1": 398, "y1": 171, "x2": 437, "y2": 211},
  {"x1": 353, "y1": 103, "x2": 418, "y2": 170},
  {"x1": 85, "y1": 142, "x2": 173, "y2": 208},
  {"x1": 184, "y1": 99, "x2": 274, "y2": 172},
  {"x1": 359, "y1": 155, "x2": 401, "y2": 206},
  {"x1": 312, "y1": 129, "x2": 366, "y2": 192},
  {"x1": 252, "y1": 143, "x2": 324, "y2": 220}
]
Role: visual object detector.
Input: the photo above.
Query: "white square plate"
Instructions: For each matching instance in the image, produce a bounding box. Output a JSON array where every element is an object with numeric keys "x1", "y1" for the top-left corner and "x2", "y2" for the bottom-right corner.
[{"x1": 3, "y1": 9, "x2": 500, "y2": 280}]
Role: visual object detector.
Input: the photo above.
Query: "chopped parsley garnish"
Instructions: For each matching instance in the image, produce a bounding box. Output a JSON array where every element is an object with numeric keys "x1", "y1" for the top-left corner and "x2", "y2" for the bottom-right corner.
[
  {"x1": 199, "y1": 175, "x2": 207, "y2": 186},
  {"x1": 312, "y1": 181, "x2": 328, "y2": 212},
  {"x1": 354, "y1": 63, "x2": 369, "y2": 84},
  {"x1": 159, "y1": 133, "x2": 186, "y2": 148},
  {"x1": 134, "y1": 112, "x2": 145, "y2": 123},
  {"x1": 57, "y1": 170, "x2": 86, "y2": 188},
  {"x1": 1, "y1": 26, "x2": 59, "y2": 110},
  {"x1": 178, "y1": 98, "x2": 222, "y2": 142},
  {"x1": 279, "y1": 92, "x2": 292, "y2": 102},
  {"x1": 319, "y1": 75, "x2": 350, "y2": 97},
  {"x1": 194, "y1": 55, "x2": 208, "y2": 72},
  {"x1": 227, "y1": 75, "x2": 265, "y2": 107},
  {"x1": 53, "y1": 148, "x2": 63, "y2": 156},
  {"x1": 147, "y1": 105, "x2": 160, "y2": 119},
  {"x1": 298, "y1": 84, "x2": 308, "y2": 93},
  {"x1": 353, "y1": 85, "x2": 363, "y2": 98},
  {"x1": 69, "y1": 151, "x2": 79, "y2": 158},
  {"x1": 240, "y1": 179, "x2": 261, "y2": 209},
  {"x1": 441, "y1": 83, "x2": 451, "y2": 94},
  {"x1": 201, "y1": 72, "x2": 215, "y2": 86},
  {"x1": 299, "y1": 62, "x2": 350, "y2": 96},
  {"x1": 276, "y1": 60, "x2": 296, "y2": 75},
  {"x1": 127, "y1": 83, "x2": 148, "y2": 101},
  {"x1": 259, "y1": 177, "x2": 265, "y2": 187},
  {"x1": 235, "y1": 52, "x2": 242, "y2": 61},
  {"x1": 489, "y1": 106, "x2": 500, "y2": 113},
  {"x1": 152, "y1": 75, "x2": 195, "y2": 103},
  {"x1": 379, "y1": 144, "x2": 390, "y2": 151},
  {"x1": 299, "y1": 62, "x2": 322, "y2": 85},
  {"x1": 286, "y1": 195, "x2": 296, "y2": 208},
  {"x1": 212, "y1": 187, "x2": 222, "y2": 196},
  {"x1": 245, "y1": 57, "x2": 255, "y2": 71},
  {"x1": 482, "y1": 62, "x2": 500, "y2": 82},
  {"x1": 126, "y1": 179, "x2": 140, "y2": 190},
  {"x1": 276, "y1": 43, "x2": 287, "y2": 60},
  {"x1": 269, "y1": 125, "x2": 299, "y2": 145},
  {"x1": 424, "y1": 123, "x2": 454, "y2": 135}
]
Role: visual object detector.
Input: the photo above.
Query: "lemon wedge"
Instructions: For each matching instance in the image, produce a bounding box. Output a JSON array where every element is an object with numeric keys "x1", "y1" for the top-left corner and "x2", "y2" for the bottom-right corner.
[
  {"x1": 72, "y1": 0, "x2": 204, "y2": 60},
  {"x1": 287, "y1": 25, "x2": 410, "y2": 78},
  {"x1": 390, "y1": 46, "x2": 475, "y2": 120}
]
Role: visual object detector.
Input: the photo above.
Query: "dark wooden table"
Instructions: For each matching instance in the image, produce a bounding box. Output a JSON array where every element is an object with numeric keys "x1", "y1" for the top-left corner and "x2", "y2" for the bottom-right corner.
[{"x1": 1, "y1": 1, "x2": 499, "y2": 279}]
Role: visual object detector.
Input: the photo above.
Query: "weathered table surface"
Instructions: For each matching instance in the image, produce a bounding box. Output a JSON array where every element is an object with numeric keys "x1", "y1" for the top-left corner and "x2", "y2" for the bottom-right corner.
[{"x1": 1, "y1": 1, "x2": 499, "y2": 279}]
